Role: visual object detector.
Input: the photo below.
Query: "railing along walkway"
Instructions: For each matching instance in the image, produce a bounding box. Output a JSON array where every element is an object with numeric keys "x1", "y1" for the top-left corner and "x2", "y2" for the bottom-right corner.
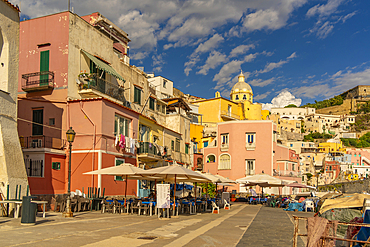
[{"x1": 293, "y1": 215, "x2": 370, "y2": 247}]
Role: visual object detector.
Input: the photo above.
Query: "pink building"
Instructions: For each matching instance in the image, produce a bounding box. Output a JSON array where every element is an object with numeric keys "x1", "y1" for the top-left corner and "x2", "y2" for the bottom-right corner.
[
  {"x1": 203, "y1": 120, "x2": 301, "y2": 194},
  {"x1": 347, "y1": 148, "x2": 370, "y2": 178},
  {"x1": 17, "y1": 11, "x2": 141, "y2": 197}
]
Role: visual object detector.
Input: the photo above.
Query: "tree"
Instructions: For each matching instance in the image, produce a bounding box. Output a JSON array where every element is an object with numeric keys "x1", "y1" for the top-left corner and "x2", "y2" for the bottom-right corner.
[{"x1": 285, "y1": 104, "x2": 297, "y2": 108}]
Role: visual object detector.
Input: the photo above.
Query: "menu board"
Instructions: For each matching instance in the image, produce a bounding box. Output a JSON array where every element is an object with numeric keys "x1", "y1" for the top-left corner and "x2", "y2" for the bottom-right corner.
[{"x1": 156, "y1": 184, "x2": 170, "y2": 209}]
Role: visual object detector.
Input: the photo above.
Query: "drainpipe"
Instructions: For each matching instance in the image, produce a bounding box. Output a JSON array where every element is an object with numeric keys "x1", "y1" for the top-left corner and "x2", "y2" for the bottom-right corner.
[{"x1": 79, "y1": 101, "x2": 97, "y2": 189}]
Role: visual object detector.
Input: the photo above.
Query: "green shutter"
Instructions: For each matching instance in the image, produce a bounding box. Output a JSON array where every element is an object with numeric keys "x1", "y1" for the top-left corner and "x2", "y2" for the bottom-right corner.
[
  {"x1": 40, "y1": 50, "x2": 49, "y2": 85},
  {"x1": 125, "y1": 119, "x2": 129, "y2": 136},
  {"x1": 52, "y1": 162, "x2": 61, "y2": 170},
  {"x1": 185, "y1": 144, "x2": 189, "y2": 154},
  {"x1": 171, "y1": 140, "x2": 174, "y2": 150}
]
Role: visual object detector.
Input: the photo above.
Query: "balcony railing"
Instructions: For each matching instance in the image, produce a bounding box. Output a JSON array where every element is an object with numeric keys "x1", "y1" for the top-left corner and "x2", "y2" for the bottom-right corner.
[
  {"x1": 220, "y1": 110, "x2": 239, "y2": 120},
  {"x1": 21, "y1": 71, "x2": 54, "y2": 92},
  {"x1": 137, "y1": 142, "x2": 161, "y2": 156},
  {"x1": 19, "y1": 136, "x2": 65, "y2": 150},
  {"x1": 78, "y1": 73, "x2": 125, "y2": 103}
]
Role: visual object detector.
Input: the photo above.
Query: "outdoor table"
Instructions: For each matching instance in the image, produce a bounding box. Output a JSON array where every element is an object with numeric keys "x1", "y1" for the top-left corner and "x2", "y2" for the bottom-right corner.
[
  {"x1": 31, "y1": 200, "x2": 48, "y2": 218},
  {"x1": 141, "y1": 201, "x2": 156, "y2": 216},
  {"x1": 0, "y1": 200, "x2": 22, "y2": 218},
  {"x1": 181, "y1": 201, "x2": 195, "y2": 214}
]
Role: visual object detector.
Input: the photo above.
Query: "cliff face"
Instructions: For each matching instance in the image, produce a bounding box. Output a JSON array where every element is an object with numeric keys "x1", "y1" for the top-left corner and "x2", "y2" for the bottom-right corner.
[{"x1": 316, "y1": 98, "x2": 356, "y2": 115}]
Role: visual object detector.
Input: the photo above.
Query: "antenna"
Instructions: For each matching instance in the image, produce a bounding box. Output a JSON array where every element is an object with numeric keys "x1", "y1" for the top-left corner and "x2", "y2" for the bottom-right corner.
[{"x1": 68, "y1": 0, "x2": 70, "y2": 12}]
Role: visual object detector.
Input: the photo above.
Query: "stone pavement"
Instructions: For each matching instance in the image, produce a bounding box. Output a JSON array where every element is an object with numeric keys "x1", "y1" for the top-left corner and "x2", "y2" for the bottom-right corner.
[
  {"x1": 237, "y1": 207, "x2": 310, "y2": 247},
  {"x1": 0, "y1": 203, "x2": 313, "y2": 246}
]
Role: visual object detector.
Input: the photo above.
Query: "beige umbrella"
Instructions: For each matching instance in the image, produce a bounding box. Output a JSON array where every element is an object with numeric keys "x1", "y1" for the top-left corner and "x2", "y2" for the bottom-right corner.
[
  {"x1": 214, "y1": 174, "x2": 237, "y2": 184},
  {"x1": 141, "y1": 165, "x2": 212, "y2": 213},
  {"x1": 84, "y1": 163, "x2": 160, "y2": 204},
  {"x1": 236, "y1": 173, "x2": 286, "y2": 196}
]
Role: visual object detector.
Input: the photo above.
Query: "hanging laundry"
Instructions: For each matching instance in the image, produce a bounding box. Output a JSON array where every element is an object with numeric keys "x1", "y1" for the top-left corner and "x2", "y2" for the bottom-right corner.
[
  {"x1": 119, "y1": 134, "x2": 125, "y2": 149},
  {"x1": 125, "y1": 137, "x2": 130, "y2": 149},
  {"x1": 130, "y1": 138, "x2": 135, "y2": 154},
  {"x1": 115, "y1": 135, "x2": 119, "y2": 146},
  {"x1": 135, "y1": 139, "x2": 140, "y2": 148},
  {"x1": 149, "y1": 143, "x2": 152, "y2": 148},
  {"x1": 159, "y1": 146, "x2": 164, "y2": 156}
]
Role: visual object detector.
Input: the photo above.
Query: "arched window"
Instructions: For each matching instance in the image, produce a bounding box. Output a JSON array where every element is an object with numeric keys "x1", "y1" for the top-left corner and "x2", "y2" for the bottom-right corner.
[
  {"x1": 243, "y1": 94, "x2": 247, "y2": 100},
  {"x1": 235, "y1": 95, "x2": 239, "y2": 100},
  {"x1": 219, "y1": 154, "x2": 231, "y2": 170},
  {"x1": 206, "y1": 154, "x2": 215, "y2": 163}
]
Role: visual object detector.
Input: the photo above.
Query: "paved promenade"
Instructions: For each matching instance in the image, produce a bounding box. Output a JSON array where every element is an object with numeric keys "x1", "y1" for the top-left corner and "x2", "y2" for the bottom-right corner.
[{"x1": 0, "y1": 203, "x2": 313, "y2": 246}]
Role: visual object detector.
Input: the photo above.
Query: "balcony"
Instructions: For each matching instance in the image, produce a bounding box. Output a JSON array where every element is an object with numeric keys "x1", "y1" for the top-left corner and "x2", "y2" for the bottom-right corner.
[
  {"x1": 220, "y1": 110, "x2": 239, "y2": 120},
  {"x1": 20, "y1": 136, "x2": 65, "y2": 150},
  {"x1": 21, "y1": 71, "x2": 54, "y2": 92},
  {"x1": 77, "y1": 73, "x2": 125, "y2": 103},
  {"x1": 137, "y1": 142, "x2": 163, "y2": 162},
  {"x1": 220, "y1": 143, "x2": 229, "y2": 151}
]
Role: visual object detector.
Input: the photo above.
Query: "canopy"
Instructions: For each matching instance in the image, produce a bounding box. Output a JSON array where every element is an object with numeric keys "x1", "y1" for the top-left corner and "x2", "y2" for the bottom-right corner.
[
  {"x1": 214, "y1": 174, "x2": 237, "y2": 184},
  {"x1": 195, "y1": 172, "x2": 223, "y2": 183},
  {"x1": 140, "y1": 165, "x2": 212, "y2": 183},
  {"x1": 236, "y1": 173, "x2": 286, "y2": 187},
  {"x1": 319, "y1": 193, "x2": 370, "y2": 214},
  {"x1": 81, "y1": 50, "x2": 125, "y2": 82},
  {"x1": 287, "y1": 183, "x2": 316, "y2": 189}
]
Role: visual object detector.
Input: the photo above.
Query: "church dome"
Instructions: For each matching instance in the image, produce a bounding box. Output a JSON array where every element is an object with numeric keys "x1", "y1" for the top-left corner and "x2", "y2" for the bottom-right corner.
[
  {"x1": 230, "y1": 71, "x2": 253, "y2": 103},
  {"x1": 231, "y1": 71, "x2": 252, "y2": 93}
]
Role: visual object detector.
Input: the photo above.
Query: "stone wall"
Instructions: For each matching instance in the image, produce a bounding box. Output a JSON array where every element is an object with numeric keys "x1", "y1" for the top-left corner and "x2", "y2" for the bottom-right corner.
[
  {"x1": 316, "y1": 98, "x2": 356, "y2": 115},
  {"x1": 318, "y1": 179, "x2": 370, "y2": 193}
]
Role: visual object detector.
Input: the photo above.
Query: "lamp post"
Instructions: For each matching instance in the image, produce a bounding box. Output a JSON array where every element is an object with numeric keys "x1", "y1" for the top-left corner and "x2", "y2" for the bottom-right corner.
[{"x1": 64, "y1": 127, "x2": 76, "y2": 217}]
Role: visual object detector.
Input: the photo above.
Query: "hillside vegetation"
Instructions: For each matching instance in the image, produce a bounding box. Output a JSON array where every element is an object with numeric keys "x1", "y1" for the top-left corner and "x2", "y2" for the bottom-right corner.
[
  {"x1": 302, "y1": 95, "x2": 345, "y2": 109},
  {"x1": 341, "y1": 132, "x2": 370, "y2": 148}
]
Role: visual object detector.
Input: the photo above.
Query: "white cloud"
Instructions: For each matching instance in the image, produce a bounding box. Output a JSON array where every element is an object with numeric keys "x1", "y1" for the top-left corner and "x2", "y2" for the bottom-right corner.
[
  {"x1": 184, "y1": 34, "x2": 224, "y2": 75},
  {"x1": 254, "y1": 92, "x2": 271, "y2": 101},
  {"x1": 262, "y1": 90, "x2": 302, "y2": 111},
  {"x1": 152, "y1": 54, "x2": 166, "y2": 72},
  {"x1": 306, "y1": 0, "x2": 344, "y2": 18},
  {"x1": 332, "y1": 70, "x2": 342, "y2": 78},
  {"x1": 287, "y1": 52, "x2": 297, "y2": 59},
  {"x1": 197, "y1": 51, "x2": 227, "y2": 75},
  {"x1": 229, "y1": 44, "x2": 256, "y2": 57},
  {"x1": 249, "y1": 78, "x2": 275, "y2": 87},
  {"x1": 340, "y1": 11, "x2": 357, "y2": 23},
  {"x1": 259, "y1": 60, "x2": 288, "y2": 74}
]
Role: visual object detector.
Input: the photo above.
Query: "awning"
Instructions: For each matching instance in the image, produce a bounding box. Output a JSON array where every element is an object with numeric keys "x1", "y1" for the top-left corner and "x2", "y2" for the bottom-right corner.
[{"x1": 81, "y1": 50, "x2": 125, "y2": 82}]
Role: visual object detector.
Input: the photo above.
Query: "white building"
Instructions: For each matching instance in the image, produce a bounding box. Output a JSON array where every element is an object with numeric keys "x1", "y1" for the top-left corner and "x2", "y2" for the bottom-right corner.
[{"x1": 147, "y1": 74, "x2": 174, "y2": 100}]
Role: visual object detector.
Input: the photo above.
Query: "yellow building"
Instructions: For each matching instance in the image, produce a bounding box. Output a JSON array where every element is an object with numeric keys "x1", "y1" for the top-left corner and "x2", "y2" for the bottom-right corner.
[
  {"x1": 319, "y1": 140, "x2": 345, "y2": 153},
  {"x1": 190, "y1": 123, "x2": 204, "y2": 151},
  {"x1": 192, "y1": 71, "x2": 263, "y2": 123}
]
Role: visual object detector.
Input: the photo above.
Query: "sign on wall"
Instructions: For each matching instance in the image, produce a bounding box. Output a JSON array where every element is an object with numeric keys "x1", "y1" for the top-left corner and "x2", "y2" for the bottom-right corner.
[{"x1": 156, "y1": 184, "x2": 170, "y2": 209}]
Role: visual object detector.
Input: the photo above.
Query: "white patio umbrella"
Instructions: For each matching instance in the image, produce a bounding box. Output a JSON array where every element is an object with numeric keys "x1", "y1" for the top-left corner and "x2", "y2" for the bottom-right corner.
[
  {"x1": 237, "y1": 173, "x2": 286, "y2": 196},
  {"x1": 141, "y1": 165, "x2": 212, "y2": 213},
  {"x1": 83, "y1": 163, "x2": 160, "y2": 203}
]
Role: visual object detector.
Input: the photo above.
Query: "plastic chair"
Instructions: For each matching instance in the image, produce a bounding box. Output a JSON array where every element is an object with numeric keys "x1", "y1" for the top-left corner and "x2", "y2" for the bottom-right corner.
[
  {"x1": 224, "y1": 199, "x2": 230, "y2": 210},
  {"x1": 305, "y1": 200, "x2": 315, "y2": 212},
  {"x1": 212, "y1": 201, "x2": 219, "y2": 214}
]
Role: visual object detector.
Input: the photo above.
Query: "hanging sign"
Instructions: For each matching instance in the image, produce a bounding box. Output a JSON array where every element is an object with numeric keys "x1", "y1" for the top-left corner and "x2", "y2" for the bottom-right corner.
[{"x1": 156, "y1": 184, "x2": 170, "y2": 209}]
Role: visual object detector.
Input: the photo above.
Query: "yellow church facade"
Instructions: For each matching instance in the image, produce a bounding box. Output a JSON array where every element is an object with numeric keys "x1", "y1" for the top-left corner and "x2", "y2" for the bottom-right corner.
[{"x1": 191, "y1": 72, "x2": 266, "y2": 123}]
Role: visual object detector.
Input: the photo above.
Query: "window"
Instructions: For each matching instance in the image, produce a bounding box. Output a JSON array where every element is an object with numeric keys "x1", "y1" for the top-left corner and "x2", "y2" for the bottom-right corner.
[
  {"x1": 246, "y1": 159, "x2": 255, "y2": 175},
  {"x1": 115, "y1": 115, "x2": 131, "y2": 137},
  {"x1": 207, "y1": 155, "x2": 215, "y2": 163},
  {"x1": 185, "y1": 144, "x2": 189, "y2": 154},
  {"x1": 115, "y1": 158, "x2": 125, "y2": 181},
  {"x1": 49, "y1": 118, "x2": 55, "y2": 126},
  {"x1": 40, "y1": 50, "x2": 49, "y2": 85},
  {"x1": 24, "y1": 155, "x2": 44, "y2": 177},
  {"x1": 139, "y1": 124, "x2": 150, "y2": 142},
  {"x1": 221, "y1": 134, "x2": 229, "y2": 150},
  {"x1": 203, "y1": 141, "x2": 209, "y2": 148},
  {"x1": 134, "y1": 87, "x2": 141, "y2": 104},
  {"x1": 228, "y1": 105, "x2": 231, "y2": 115},
  {"x1": 163, "y1": 79, "x2": 167, "y2": 88},
  {"x1": 52, "y1": 162, "x2": 61, "y2": 170},
  {"x1": 157, "y1": 104, "x2": 161, "y2": 112},
  {"x1": 171, "y1": 140, "x2": 174, "y2": 150},
  {"x1": 292, "y1": 164, "x2": 295, "y2": 171},
  {"x1": 32, "y1": 109, "x2": 43, "y2": 136},
  {"x1": 175, "y1": 138, "x2": 180, "y2": 152},
  {"x1": 219, "y1": 154, "x2": 231, "y2": 170},
  {"x1": 245, "y1": 133, "x2": 256, "y2": 150},
  {"x1": 290, "y1": 144, "x2": 293, "y2": 147},
  {"x1": 235, "y1": 95, "x2": 239, "y2": 100},
  {"x1": 243, "y1": 94, "x2": 247, "y2": 100},
  {"x1": 149, "y1": 97, "x2": 155, "y2": 110}
]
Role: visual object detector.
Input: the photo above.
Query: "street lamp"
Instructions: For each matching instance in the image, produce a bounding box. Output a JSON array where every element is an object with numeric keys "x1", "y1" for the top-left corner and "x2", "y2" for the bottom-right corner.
[{"x1": 64, "y1": 127, "x2": 76, "y2": 217}]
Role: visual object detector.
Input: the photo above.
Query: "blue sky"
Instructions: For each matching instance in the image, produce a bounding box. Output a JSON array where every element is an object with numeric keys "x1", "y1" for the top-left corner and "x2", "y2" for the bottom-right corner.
[{"x1": 15, "y1": 0, "x2": 370, "y2": 108}]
